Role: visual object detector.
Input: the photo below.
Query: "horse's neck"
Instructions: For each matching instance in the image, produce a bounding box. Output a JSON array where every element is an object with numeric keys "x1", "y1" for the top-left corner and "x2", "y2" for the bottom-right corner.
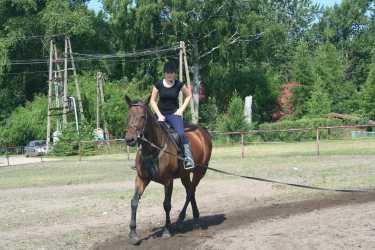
[{"x1": 142, "y1": 111, "x2": 168, "y2": 153}]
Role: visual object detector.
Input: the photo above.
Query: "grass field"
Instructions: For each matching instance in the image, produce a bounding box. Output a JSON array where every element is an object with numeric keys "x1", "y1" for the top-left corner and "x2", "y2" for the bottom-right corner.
[
  {"x1": 1, "y1": 139, "x2": 375, "y2": 190},
  {"x1": 1, "y1": 139, "x2": 375, "y2": 249}
]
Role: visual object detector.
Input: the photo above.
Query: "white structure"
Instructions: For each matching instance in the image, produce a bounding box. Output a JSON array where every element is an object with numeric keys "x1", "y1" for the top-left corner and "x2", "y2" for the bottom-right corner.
[{"x1": 244, "y1": 95, "x2": 252, "y2": 124}]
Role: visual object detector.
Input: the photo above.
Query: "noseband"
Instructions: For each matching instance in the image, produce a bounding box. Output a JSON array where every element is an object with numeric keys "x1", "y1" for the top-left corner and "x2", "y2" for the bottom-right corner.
[{"x1": 128, "y1": 102, "x2": 149, "y2": 142}]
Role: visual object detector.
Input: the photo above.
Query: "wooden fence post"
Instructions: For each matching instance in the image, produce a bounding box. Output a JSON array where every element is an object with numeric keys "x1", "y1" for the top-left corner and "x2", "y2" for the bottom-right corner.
[
  {"x1": 79, "y1": 140, "x2": 82, "y2": 161},
  {"x1": 241, "y1": 133, "x2": 245, "y2": 159},
  {"x1": 6, "y1": 147, "x2": 10, "y2": 167},
  {"x1": 316, "y1": 128, "x2": 320, "y2": 156}
]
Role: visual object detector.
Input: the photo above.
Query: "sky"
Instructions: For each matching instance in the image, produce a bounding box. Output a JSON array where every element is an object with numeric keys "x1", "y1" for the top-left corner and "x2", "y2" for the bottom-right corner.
[{"x1": 87, "y1": 0, "x2": 343, "y2": 14}]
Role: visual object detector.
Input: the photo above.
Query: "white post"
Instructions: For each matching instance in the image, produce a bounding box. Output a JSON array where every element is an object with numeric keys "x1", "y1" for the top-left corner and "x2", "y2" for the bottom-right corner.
[{"x1": 244, "y1": 95, "x2": 252, "y2": 124}]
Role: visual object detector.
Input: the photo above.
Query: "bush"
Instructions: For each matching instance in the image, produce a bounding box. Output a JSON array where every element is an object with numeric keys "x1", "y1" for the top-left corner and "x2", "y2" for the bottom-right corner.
[
  {"x1": 52, "y1": 122, "x2": 95, "y2": 156},
  {"x1": 216, "y1": 92, "x2": 250, "y2": 133},
  {"x1": 258, "y1": 118, "x2": 344, "y2": 141},
  {"x1": 0, "y1": 96, "x2": 47, "y2": 146}
]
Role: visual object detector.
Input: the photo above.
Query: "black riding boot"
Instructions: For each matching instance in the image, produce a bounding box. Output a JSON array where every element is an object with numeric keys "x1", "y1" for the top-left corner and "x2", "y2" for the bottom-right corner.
[{"x1": 183, "y1": 143, "x2": 195, "y2": 170}]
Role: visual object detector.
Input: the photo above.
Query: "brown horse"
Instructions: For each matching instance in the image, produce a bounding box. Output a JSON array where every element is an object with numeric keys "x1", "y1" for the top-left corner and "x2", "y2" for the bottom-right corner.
[{"x1": 124, "y1": 95, "x2": 212, "y2": 245}]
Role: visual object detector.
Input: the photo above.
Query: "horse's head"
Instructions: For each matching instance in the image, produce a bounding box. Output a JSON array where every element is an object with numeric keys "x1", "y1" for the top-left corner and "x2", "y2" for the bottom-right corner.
[{"x1": 124, "y1": 95, "x2": 151, "y2": 146}]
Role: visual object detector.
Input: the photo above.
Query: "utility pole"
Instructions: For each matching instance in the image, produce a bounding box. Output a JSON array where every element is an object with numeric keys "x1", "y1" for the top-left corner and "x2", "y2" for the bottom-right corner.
[
  {"x1": 63, "y1": 36, "x2": 68, "y2": 127},
  {"x1": 96, "y1": 72, "x2": 100, "y2": 129},
  {"x1": 179, "y1": 41, "x2": 184, "y2": 107},
  {"x1": 96, "y1": 72, "x2": 109, "y2": 140},
  {"x1": 67, "y1": 37, "x2": 85, "y2": 120},
  {"x1": 181, "y1": 41, "x2": 198, "y2": 124},
  {"x1": 99, "y1": 73, "x2": 109, "y2": 139},
  {"x1": 53, "y1": 43, "x2": 63, "y2": 133},
  {"x1": 191, "y1": 38, "x2": 200, "y2": 124},
  {"x1": 46, "y1": 39, "x2": 54, "y2": 153}
]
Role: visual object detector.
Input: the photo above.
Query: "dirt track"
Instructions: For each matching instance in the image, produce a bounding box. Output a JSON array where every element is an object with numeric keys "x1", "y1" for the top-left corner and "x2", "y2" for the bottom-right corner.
[
  {"x1": 2, "y1": 143, "x2": 375, "y2": 250},
  {"x1": 92, "y1": 193, "x2": 375, "y2": 250}
]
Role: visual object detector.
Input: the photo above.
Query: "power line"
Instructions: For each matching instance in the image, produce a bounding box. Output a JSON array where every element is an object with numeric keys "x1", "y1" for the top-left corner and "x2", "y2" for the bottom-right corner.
[
  {"x1": 2, "y1": 34, "x2": 64, "y2": 41},
  {"x1": 7, "y1": 45, "x2": 179, "y2": 66},
  {"x1": 5, "y1": 56, "x2": 162, "y2": 76}
]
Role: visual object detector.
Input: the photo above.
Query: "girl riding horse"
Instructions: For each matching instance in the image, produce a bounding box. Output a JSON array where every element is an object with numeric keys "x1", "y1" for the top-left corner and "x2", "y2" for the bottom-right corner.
[
  {"x1": 124, "y1": 62, "x2": 212, "y2": 245},
  {"x1": 150, "y1": 61, "x2": 195, "y2": 169}
]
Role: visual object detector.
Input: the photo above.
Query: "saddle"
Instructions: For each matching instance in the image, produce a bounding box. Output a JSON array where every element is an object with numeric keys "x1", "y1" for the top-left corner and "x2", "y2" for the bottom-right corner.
[{"x1": 159, "y1": 121, "x2": 185, "y2": 158}]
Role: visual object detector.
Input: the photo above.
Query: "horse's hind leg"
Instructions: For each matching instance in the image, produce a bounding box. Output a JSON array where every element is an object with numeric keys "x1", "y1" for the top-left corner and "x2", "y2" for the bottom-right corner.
[
  {"x1": 129, "y1": 176, "x2": 149, "y2": 245},
  {"x1": 177, "y1": 174, "x2": 192, "y2": 224},
  {"x1": 191, "y1": 169, "x2": 205, "y2": 219},
  {"x1": 162, "y1": 180, "x2": 173, "y2": 238}
]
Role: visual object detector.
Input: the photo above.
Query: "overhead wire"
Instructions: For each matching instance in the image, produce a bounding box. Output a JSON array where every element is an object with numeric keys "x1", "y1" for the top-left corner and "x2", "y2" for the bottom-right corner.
[{"x1": 7, "y1": 45, "x2": 180, "y2": 66}]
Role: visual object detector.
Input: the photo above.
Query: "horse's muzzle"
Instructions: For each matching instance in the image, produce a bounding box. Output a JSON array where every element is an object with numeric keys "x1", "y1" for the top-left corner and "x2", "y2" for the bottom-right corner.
[{"x1": 125, "y1": 137, "x2": 137, "y2": 146}]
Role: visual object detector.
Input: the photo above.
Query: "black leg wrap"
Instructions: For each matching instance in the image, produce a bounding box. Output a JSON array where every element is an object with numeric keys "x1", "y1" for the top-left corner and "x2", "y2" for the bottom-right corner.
[
  {"x1": 163, "y1": 201, "x2": 171, "y2": 212},
  {"x1": 130, "y1": 195, "x2": 139, "y2": 230}
]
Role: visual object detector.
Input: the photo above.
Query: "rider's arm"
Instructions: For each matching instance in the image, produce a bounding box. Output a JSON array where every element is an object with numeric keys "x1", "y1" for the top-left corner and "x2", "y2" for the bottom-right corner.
[
  {"x1": 150, "y1": 86, "x2": 164, "y2": 119},
  {"x1": 179, "y1": 84, "x2": 192, "y2": 113}
]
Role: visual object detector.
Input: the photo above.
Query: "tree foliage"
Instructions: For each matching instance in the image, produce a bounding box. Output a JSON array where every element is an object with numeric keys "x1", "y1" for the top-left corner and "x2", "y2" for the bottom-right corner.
[{"x1": 1, "y1": 0, "x2": 375, "y2": 145}]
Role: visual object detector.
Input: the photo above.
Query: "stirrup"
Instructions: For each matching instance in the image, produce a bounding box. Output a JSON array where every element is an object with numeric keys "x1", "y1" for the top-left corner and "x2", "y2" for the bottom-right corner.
[{"x1": 183, "y1": 159, "x2": 195, "y2": 170}]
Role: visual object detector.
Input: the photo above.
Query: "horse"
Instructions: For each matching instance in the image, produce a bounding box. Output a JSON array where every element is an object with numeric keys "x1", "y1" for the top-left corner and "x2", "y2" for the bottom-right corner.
[{"x1": 124, "y1": 95, "x2": 212, "y2": 245}]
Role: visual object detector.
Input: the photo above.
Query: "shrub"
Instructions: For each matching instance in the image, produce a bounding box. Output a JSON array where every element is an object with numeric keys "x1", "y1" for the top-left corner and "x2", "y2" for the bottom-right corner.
[
  {"x1": 258, "y1": 118, "x2": 344, "y2": 141},
  {"x1": 216, "y1": 92, "x2": 250, "y2": 133},
  {"x1": 52, "y1": 122, "x2": 95, "y2": 156}
]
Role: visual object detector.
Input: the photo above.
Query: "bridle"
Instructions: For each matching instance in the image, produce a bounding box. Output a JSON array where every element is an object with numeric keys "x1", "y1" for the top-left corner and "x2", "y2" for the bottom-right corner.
[
  {"x1": 127, "y1": 102, "x2": 185, "y2": 161},
  {"x1": 127, "y1": 102, "x2": 149, "y2": 142}
]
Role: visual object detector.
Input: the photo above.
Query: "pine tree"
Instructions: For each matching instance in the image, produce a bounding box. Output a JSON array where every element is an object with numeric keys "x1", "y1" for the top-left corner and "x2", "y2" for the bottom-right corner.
[{"x1": 306, "y1": 76, "x2": 331, "y2": 116}]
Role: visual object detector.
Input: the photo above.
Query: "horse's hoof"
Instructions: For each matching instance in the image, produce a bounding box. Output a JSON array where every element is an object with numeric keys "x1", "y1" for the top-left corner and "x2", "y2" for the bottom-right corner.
[
  {"x1": 193, "y1": 220, "x2": 201, "y2": 230},
  {"x1": 176, "y1": 221, "x2": 184, "y2": 231},
  {"x1": 193, "y1": 212, "x2": 200, "y2": 219},
  {"x1": 178, "y1": 214, "x2": 186, "y2": 223},
  {"x1": 128, "y1": 232, "x2": 140, "y2": 245},
  {"x1": 162, "y1": 228, "x2": 171, "y2": 238}
]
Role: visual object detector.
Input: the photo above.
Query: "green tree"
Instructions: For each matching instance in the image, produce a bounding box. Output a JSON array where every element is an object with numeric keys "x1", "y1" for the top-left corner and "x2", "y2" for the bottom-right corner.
[
  {"x1": 217, "y1": 91, "x2": 249, "y2": 132},
  {"x1": 360, "y1": 53, "x2": 375, "y2": 119},
  {"x1": 306, "y1": 77, "x2": 331, "y2": 116}
]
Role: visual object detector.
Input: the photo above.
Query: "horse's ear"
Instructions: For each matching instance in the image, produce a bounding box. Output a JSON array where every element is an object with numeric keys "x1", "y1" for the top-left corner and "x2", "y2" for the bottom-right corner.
[
  {"x1": 145, "y1": 95, "x2": 151, "y2": 105},
  {"x1": 125, "y1": 95, "x2": 132, "y2": 106}
]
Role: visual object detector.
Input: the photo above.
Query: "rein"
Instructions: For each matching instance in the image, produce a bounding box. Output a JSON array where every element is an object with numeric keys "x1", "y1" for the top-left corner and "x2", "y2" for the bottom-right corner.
[
  {"x1": 127, "y1": 103, "x2": 374, "y2": 193},
  {"x1": 129, "y1": 102, "x2": 185, "y2": 161}
]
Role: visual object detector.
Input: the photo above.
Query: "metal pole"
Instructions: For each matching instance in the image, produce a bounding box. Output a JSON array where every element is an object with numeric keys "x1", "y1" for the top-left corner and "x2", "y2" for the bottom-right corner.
[{"x1": 69, "y1": 97, "x2": 79, "y2": 135}]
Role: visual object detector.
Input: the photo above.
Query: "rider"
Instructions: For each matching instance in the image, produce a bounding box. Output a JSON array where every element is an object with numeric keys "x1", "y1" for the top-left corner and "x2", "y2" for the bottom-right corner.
[{"x1": 150, "y1": 61, "x2": 195, "y2": 169}]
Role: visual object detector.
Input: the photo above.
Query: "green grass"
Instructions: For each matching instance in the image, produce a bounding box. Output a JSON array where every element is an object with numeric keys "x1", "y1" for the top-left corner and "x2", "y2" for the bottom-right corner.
[
  {"x1": 0, "y1": 156, "x2": 135, "y2": 189},
  {"x1": 1, "y1": 139, "x2": 375, "y2": 190}
]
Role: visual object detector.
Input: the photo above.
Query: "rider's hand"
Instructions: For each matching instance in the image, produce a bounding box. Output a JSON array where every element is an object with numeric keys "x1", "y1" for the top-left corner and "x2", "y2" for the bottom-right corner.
[
  {"x1": 158, "y1": 114, "x2": 166, "y2": 122},
  {"x1": 173, "y1": 108, "x2": 183, "y2": 117}
]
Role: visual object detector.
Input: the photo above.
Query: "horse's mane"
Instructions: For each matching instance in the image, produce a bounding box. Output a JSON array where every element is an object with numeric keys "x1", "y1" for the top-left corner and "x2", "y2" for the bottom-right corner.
[{"x1": 131, "y1": 100, "x2": 174, "y2": 145}]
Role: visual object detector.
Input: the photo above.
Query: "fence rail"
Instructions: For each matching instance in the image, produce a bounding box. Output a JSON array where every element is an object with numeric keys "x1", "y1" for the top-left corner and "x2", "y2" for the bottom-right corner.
[{"x1": 1, "y1": 124, "x2": 375, "y2": 166}]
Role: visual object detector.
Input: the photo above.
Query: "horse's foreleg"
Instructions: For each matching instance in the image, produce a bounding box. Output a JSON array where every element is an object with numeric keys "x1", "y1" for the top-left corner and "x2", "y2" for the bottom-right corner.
[
  {"x1": 129, "y1": 176, "x2": 149, "y2": 245},
  {"x1": 162, "y1": 180, "x2": 173, "y2": 237}
]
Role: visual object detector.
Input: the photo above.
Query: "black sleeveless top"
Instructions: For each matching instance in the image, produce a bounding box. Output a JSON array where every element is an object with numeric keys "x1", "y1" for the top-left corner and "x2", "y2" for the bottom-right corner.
[{"x1": 154, "y1": 80, "x2": 183, "y2": 114}]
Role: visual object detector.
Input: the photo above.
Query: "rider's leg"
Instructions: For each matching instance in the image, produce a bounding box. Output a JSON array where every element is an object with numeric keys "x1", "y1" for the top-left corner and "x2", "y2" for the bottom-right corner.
[{"x1": 164, "y1": 114, "x2": 195, "y2": 169}]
